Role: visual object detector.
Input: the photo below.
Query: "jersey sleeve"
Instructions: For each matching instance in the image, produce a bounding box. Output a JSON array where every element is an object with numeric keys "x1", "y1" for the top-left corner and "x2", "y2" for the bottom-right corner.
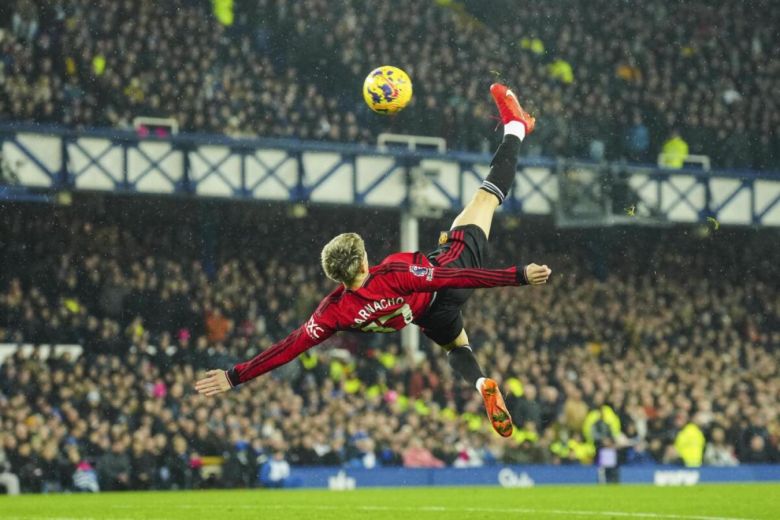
[
  {"x1": 226, "y1": 311, "x2": 336, "y2": 386},
  {"x1": 390, "y1": 262, "x2": 527, "y2": 293}
]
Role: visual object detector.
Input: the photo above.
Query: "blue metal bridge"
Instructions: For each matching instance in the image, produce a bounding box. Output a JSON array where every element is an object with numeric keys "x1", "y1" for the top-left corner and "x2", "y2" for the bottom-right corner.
[{"x1": 1, "y1": 124, "x2": 778, "y2": 228}]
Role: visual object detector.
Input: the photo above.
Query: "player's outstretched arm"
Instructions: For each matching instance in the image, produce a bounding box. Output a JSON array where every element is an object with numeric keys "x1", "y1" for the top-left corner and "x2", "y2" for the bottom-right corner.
[
  {"x1": 394, "y1": 262, "x2": 551, "y2": 293},
  {"x1": 194, "y1": 316, "x2": 335, "y2": 397}
]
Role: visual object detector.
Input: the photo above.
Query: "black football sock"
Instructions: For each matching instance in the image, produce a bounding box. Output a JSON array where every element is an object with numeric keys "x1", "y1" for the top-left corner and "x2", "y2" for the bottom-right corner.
[
  {"x1": 447, "y1": 345, "x2": 486, "y2": 386},
  {"x1": 479, "y1": 135, "x2": 521, "y2": 204}
]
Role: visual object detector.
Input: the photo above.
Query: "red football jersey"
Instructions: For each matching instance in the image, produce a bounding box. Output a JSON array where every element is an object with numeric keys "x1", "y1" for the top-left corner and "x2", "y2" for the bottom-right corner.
[{"x1": 227, "y1": 252, "x2": 524, "y2": 386}]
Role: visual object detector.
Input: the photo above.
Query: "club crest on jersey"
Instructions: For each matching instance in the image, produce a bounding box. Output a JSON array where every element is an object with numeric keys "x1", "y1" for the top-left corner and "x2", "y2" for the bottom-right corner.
[
  {"x1": 438, "y1": 232, "x2": 449, "y2": 245},
  {"x1": 305, "y1": 316, "x2": 324, "y2": 339},
  {"x1": 409, "y1": 264, "x2": 433, "y2": 281}
]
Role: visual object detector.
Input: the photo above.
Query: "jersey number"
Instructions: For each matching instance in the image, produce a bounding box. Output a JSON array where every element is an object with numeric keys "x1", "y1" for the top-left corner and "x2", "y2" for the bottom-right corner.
[{"x1": 360, "y1": 304, "x2": 414, "y2": 333}]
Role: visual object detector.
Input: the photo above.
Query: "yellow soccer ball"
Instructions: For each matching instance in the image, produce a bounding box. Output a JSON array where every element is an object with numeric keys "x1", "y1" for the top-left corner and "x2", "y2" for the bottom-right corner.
[{"x1": 363, "y1": 66, "x2": 413, "y2": 115}]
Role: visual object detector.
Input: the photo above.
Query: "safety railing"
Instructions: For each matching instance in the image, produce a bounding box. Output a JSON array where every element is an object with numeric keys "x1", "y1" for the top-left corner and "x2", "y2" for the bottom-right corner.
[{"x1": 0, "y1": 123, "x2": 778, "y2": 227}]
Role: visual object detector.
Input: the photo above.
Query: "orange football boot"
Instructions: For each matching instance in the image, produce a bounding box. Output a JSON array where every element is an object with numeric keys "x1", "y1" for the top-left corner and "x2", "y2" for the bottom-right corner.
[
  {"x1": 480, "y1": 378, "x2": 513, "y2": 437},
  {"x1": 490, "y1": 83, "x2": 536, "y2": 135}
]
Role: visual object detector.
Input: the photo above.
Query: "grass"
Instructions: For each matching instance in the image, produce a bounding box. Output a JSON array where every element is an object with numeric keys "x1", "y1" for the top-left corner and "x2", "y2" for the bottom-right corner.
[{"x1": 1, "y1": 484, "x2": 779, "y2": 520}]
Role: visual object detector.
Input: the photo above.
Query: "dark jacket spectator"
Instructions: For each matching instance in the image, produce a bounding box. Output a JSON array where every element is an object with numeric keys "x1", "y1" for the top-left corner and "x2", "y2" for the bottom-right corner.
[
  {"x1": 741, "y1": 436, "x2": 777, "y2": 464},
  {"x1": 97, "y1": 442, "x2": 131, "y2": 491}
]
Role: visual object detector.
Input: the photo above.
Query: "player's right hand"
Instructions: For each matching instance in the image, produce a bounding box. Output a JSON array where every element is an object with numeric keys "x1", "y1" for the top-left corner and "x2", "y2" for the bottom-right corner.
[
  {"x1": 524, "y1": 263, "x2": 552, "y2": 285},
  {"x1": 194, "y1": 369, "x2": 232, "y2": 396}
]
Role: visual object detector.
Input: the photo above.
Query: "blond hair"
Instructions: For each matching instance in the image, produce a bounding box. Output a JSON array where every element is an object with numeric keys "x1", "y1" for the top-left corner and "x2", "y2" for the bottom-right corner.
[{"x1": 320, "y1": 233, "x2": 366, "y2": 285}]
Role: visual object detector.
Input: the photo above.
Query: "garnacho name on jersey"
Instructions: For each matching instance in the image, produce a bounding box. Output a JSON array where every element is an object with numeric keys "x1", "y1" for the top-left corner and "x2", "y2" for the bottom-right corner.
[{"x1": 353, "y1": 297, "x2": 405, "y2": 325}]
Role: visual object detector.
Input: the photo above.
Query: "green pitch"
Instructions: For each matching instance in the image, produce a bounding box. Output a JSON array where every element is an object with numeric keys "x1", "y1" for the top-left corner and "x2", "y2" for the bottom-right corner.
[{"x1": 2, "y1": 484, "x2": 778, "y2": 520}]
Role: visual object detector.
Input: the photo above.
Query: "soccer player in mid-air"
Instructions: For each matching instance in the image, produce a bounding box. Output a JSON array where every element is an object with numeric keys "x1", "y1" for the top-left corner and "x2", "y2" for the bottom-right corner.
[{"x1": 195, "y1": 83, "x2": 551, "y2": 437}]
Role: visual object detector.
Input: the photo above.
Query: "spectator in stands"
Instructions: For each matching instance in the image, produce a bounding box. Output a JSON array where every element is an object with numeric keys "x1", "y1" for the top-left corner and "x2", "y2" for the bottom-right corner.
[
  {"x1": 509, "y1": 383, "x2": 541, "y2": 428},
  {"x1": 164, "y1": 435, "x2": 197, "y2": 490},
  {"x1": 347, "y1": 433, "x2": 378, "y2": 469},
  {"x1": 703, "y1": 427, "x2": 739, "y2": 467},
  {"x1": 259, "y1": 451, "x2": 292, "y2": 488},
  {"x1": 11, "y1": 0, "x2": 38, "y2": 42},
  {"x1": 72, "y1": 455, "x2": 100, "y2": 493},
  {"x1": 624, "y1": 113, "x2": 650, "y2": 163},
  {"x1": 659, "y1": 130, "x2": 690, "y2": 169},
  {"x1": 721, "y1": 120, "x2": 753, "y2": 170},
  {"x1": 36, "y1": 441, "x2": 64, "y2": 494},
  {"x1": 674, "y1": 414, "x2": 706, "y2": 468},
  {"x1": 205, "y1": 307, "x2": 232, "y2": 344},
  {"x1": 0, "y1": 445, "x2": 21, "y2": 495},
  {"x1": 620, "y1": 422, "x2": 656, "y2": 466},
  {"x1": 221, "y1": 440, "x2": 258, "y2": 488},
  {"x1": 741, "y1": 435, "x2": 777, "y2": 464},
  {"x1": 402, "y1": 437, "x2": 445, "y2": 468},
  {"x1": 97, "y1": 439, "x2": 131, "y2": 492}
]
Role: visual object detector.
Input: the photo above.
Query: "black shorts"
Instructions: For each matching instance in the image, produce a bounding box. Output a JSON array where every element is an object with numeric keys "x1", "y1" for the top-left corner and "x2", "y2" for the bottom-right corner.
[{"x1": 414, "y1": 224, "x2": 489, "y2": 345}]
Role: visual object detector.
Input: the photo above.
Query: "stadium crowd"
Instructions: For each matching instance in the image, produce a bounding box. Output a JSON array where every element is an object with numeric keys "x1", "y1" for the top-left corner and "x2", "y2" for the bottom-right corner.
[
  {"x1": 1, "y1": 0, "x2": 779, "y2": 170},
  {"x1": 1, "y1": 201, "x2": 778, "y2": 493}
]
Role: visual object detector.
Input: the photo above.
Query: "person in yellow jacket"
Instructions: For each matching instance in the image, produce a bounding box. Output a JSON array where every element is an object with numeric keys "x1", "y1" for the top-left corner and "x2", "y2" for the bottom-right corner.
[
  {"x1": 212, "y1": 0, "x2": 234, "y2": 26},
  {"x1": 659, "y1": 130, "x2": 690, "y2": 169},
  {"x1": 300, "y1": 351, "x2": 318, "y2": 371},
  {"x1": 568, "y1": 432, "x2": 596, "y2": 465},
  {"x1": 549, "y1": 59, "x2": 574, "y2": 84},
  {"x1": 675, "y1": 420, "x2": 705, "y2": 467},
  {"x1": 582, "y1": 404, "x2": 621, "y2": 444}
]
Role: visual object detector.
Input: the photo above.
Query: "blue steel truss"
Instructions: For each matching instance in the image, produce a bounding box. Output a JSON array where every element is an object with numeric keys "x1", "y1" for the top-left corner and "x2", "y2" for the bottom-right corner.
[{"x1": 0, "y1": 123, "x2": 779, "y2": 227}]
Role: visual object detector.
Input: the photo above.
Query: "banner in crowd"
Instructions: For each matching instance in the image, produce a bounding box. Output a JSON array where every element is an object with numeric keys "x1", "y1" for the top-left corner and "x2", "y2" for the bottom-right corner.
[{"x1": 282, "y1": 465, "x2": 780, "y2": 490}]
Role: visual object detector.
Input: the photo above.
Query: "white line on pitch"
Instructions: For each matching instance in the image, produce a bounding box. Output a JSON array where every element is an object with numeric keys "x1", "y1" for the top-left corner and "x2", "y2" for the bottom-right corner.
[
  {"x1": 170, "y1": 502, "x2": 760, "y2": 520},
  {"x1": 3, "y1": 517, "x2": 152, "y2": 520},
  {"x1": 248, "y1": 503, "x2": 760, "y2": 520}
]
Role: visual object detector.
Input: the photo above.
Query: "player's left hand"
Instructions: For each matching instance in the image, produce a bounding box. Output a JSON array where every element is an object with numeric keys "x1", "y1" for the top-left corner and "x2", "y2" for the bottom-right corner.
[
  {"x1": 524, "y1": 263, "x2": 552, "y2": 285},
  {"x1": 194, "y1": 369, "x2": 232, "y2": 396}
]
